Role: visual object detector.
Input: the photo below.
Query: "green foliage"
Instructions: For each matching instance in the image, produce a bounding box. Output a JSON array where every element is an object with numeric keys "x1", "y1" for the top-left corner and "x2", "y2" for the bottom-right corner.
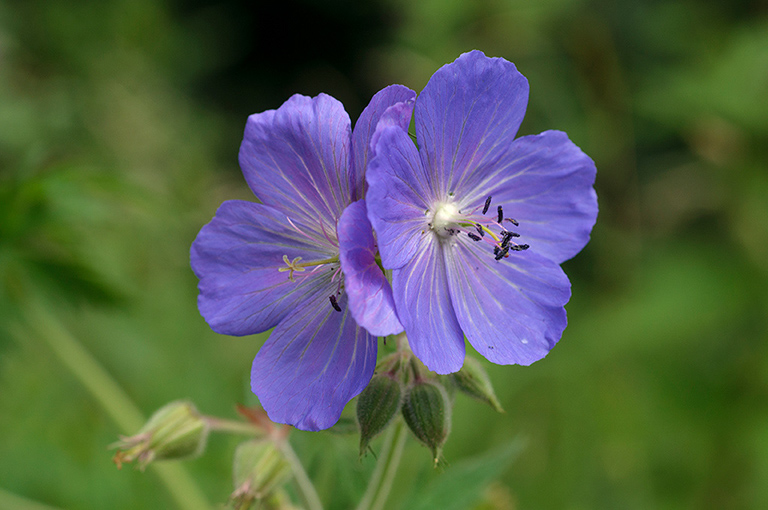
[{"x1": 406, "y1": 440, "x2": 524, "y2": 510}]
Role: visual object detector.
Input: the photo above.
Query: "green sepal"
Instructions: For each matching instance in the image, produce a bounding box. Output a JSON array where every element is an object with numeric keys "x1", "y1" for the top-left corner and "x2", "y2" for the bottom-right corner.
[
  {"x1": 357, "y1": 373, "x2": 404, "y2": 456},
  {"x1": 231, "y1": 440, "x2": 292, "y2": 509},
  {"x1": 401, "y1": 380, "x2": 451, "y2": 464},
  {"x1": 448, "y1": 357, "x2": 504, "y2": 412},
  {"x1": 111, "y1": 400, "x2": 209, "y2": 470}
]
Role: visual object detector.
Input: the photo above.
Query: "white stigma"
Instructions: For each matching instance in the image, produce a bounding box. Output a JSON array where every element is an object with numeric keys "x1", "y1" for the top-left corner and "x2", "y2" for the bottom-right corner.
[{"x1": 431, "y1": 202, "x2": 460, "y2": 238}]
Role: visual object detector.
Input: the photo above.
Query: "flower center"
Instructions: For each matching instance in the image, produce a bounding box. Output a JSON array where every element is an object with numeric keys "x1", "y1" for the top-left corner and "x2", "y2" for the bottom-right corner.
[
  {"x1": 430, "y1": 202, "x2": 461, "y2": 238},
  {"x1": 429, "y1": 195, "x2": 530, "y2": 260}
]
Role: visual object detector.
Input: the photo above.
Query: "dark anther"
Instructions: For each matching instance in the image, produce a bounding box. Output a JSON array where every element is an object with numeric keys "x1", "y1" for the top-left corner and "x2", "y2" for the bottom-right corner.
[
  {"x1": 475, "y1": 224, "x2": 484, "y2": 237},
  {"x1": 505, "y1": 218, "x2": 519, "y2": 226},
  {"x1": 467, "y1": 232, "x2": 482, "y2": 241},
  {"x1": 482, "y1": 196, "x2": 492, "y2": 215},
  {"x1": 497, "y1": 205, "x2": 504, "y2": 223},
  {"x1": 494, "y1": 245, "x2": 510, "y2": 260},
  {"x1": 500, "y1": 231, "x2": 520, "y2": 248},
  {"x1": 493, "y1": 246, "x2": 501, "y2": 256},
  {"x1": 329, "y1": 295, "x2": 342, "y2": 312},
  {"x1": 510, "y1": 244, "x2": 530, "y2": 252}
]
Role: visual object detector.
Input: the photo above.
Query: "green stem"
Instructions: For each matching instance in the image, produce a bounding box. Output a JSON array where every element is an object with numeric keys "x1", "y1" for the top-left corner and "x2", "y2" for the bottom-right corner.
[
  {"x1": 355, "y1": 420, "x2": 408, "y2": 510},
  {"x1": 276, "y1": 439, "x2": 324, "y2": 510},
  {"x1": 204, "y1": 416, "x2": 264, "y2": 437},
  {"x1": 20, "y1": 300, "x2": 210, "y2": 510},
  {"x1": 0, "y1": 487, "x2": 64, "y2": 510}
]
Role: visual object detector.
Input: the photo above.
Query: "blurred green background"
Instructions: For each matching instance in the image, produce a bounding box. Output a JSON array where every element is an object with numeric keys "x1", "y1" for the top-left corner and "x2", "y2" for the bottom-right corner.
[{"x1": 1, "y1": 0, "x2": 767, "y2": 508}]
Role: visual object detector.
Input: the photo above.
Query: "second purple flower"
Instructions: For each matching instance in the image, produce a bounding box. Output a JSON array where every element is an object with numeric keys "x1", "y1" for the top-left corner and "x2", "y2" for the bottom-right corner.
[{"x1": 191, "y1": 86, "x2": 414, "y2": 431}]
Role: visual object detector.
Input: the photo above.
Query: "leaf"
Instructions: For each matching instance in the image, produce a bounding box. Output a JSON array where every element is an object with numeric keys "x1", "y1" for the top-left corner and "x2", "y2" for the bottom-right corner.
[{"x1": 405, "y1": 438, "x2": 525, "y2": 510}]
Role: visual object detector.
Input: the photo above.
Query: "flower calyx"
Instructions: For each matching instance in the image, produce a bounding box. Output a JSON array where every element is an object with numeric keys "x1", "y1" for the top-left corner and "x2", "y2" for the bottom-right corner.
[
  {"x1": 111, "y1": 401, "x2": 209, "y2": 470},
  {"x1": 231, "y1": 440, "x2": 293, "y2": 510},
  {"x1": 401, "y1": 380, "x2": 451, "y2": 466},
  {"x1": 448, "y1": 357, "x2": 504, "y2": 413},
  {"x1": 357, "y1": 372, "x2": 404, "y2": 457}
]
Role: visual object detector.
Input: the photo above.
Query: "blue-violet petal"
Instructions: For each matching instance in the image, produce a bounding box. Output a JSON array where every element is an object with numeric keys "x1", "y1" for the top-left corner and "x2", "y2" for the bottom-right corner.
[
  {"x1": 414, "y1": 50, "x2": 529, "y2": 197},
  {"x1": 444, "y1": 238, "x2": 570, "y2": 366},
  {"x1": 338, "y1": 200, "x2": 403, "y2": 337},
  {"x1": 351, "y1": 85, "x2": 416, "y2": 199},
  {"x1": 251, "y1": 290, "x2": 377, "y2": 431},
  {"x1": 391, "y1": 236, "x2": 465, "y2": 374},
  {"x1": 191, "y1": 200, "x2": 335, "y2": 336},
  {"x1": 238, "y1": 93, "x2": 353, "y2": 233},
  {"x1": 477, "y1": 130, "x2": 598, "y2": 264}
]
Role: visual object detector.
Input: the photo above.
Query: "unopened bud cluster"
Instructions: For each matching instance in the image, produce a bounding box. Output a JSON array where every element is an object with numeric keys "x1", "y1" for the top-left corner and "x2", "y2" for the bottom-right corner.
[
  {"x1": 357, "y1": 345, "x2": 503, "y2": 464},
  {"x1": 112, "y1": 402, "x2": 297, "y2": 509},
  {"x1": 112, "y1": 400, "x2": 209, "y2": 470},
  {"x1": 231, "y1": 440, "x2": 293, "y2": 510}
]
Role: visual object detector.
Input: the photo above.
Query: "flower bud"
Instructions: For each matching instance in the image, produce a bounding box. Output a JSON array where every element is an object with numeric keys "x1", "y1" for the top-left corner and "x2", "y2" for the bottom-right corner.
[
  {"x1": 112, "y1": 400, "x2": 209, "y2": 470},
  {"x1": 449, "y1": 357, "x2": 504, "y2": 412},
  {"x1": 401, "y1": 380, "x2": 451, "y2": 464},
  {"x1": 231, "y1": 440, "x2": 293, "y2": 509},
  {"x1": 357, "y1": 373, "x2": 403, "y2": 456}
]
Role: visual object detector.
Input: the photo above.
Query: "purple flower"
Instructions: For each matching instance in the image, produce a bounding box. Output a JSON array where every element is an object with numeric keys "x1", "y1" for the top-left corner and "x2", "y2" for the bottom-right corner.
[
  {"x1": 366, "y1": 51, "x2": 598, "y2": 374},
  {"x1": 191, "y1": 86, "x2": 414, "y2": 431}
]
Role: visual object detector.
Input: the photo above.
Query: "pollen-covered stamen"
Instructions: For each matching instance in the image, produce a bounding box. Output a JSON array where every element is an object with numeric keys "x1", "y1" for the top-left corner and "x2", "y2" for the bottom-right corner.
[
  {"x1": 482, "y1": 196, "x2": 492, "y2": 215},
  {"x1": 499, "y1": 230, "x2": 520, "y2": 248},
  {"x1": 329, "y1": 295, "x2": 342, "y2": 312},
  {"x1": 430, "y1": 197, "x2": 529, "y2": 259},
  {"x1": 467, "y1": 199, "x2": 528, "y2": 260}
]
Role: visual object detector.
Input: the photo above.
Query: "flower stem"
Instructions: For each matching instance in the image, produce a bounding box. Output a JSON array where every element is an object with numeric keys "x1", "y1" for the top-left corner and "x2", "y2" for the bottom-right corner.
[
  {"x1": 276, "y1": 438, "x2": 324, "y2": 510},
  {"x1": 204, "y1": 416, "x2": 264, "y2": 437},
  {"x1": 355, "y1": 419, "x2": 408, "y2": 510},
  {"x1": 19, "y1": 299, "x2": 210, "y2": 510}
]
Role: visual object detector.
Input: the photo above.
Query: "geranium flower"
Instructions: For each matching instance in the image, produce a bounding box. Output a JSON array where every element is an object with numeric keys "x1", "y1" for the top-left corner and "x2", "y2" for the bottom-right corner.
[
  {"x1": 366, "y1": 51, "x2": 598, "y2": 374},
  {"x1": 191, "y1": 86, "x2": 414, "y2": 430}
]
